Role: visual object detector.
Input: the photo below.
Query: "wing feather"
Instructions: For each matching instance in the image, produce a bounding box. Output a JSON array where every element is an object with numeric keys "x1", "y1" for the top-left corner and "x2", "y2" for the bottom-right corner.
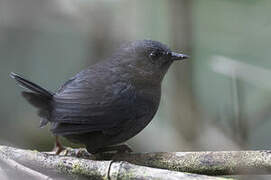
[{"x1": 50, "y1": 68, "x2": 137, "y2": 135}]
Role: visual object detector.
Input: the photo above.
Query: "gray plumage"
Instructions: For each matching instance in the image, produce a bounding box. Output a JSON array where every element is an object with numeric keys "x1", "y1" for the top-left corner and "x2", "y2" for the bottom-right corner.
[{"x1": 11, "y1": 40, "x2": 188, "y2": 153}]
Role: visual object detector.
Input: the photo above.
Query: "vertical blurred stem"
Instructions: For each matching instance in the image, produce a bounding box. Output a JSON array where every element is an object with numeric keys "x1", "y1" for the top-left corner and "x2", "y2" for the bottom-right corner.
[
  {"x1": 231, "y1": 72, "x2": 240, "y2": 139},
  {"x1": 231, "y1": 72, "x2": 248, "y2": 147},
  {"x1": 168, "y1": 0, "x2": 199, "y2": 145}
]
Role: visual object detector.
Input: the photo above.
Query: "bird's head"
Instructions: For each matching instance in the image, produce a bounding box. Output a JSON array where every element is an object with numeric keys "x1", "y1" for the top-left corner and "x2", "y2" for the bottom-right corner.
[{"x1": 113, "y1": 40, "x2": 189, "y2": 80}]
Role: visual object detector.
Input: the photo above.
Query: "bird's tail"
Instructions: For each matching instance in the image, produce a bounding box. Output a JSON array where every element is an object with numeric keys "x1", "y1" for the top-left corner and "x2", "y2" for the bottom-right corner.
[{"x1": 10, "y1": 72, "x2": 53, "y2": 127}]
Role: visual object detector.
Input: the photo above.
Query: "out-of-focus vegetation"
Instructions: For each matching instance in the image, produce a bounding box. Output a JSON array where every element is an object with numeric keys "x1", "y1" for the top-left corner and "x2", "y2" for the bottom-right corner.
[{"x1": 1, "y1": 0, "x2": 271, "y2": 158}]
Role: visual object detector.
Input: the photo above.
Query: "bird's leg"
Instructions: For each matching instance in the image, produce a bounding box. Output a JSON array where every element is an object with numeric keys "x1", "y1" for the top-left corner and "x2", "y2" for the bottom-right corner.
[
  {"x1": 52, "y1": 136, "x2": 65, "y2": 155},
  {"x1": 96, "y1": 144, "x2": 133, "y2": 153}
]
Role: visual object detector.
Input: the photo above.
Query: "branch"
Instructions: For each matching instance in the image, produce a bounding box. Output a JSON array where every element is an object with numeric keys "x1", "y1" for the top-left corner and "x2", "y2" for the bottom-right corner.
[
  {"x1": 110, "y1": 151, "x2": 271, "y2": 175},
  {"x1": 0, "y1": 153, "x2": 52, "y2": 180},
  {"x1": 62, "y1": 148, "x2": 271, "y2": 175},
  {"x1": 0, "y1": 145, "x2": 228, "y2": 180}
]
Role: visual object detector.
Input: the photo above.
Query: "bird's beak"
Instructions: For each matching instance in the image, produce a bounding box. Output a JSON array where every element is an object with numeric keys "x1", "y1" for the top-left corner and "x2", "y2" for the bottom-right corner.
[{"x1": 171, "y1": 52, "x2": 189, "y2": 61}]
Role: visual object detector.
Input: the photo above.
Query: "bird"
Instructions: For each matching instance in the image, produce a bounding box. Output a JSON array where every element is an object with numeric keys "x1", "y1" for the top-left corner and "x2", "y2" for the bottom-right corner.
[{"x1": 10, "y1": 40, "x2": 189, "y2": 154}]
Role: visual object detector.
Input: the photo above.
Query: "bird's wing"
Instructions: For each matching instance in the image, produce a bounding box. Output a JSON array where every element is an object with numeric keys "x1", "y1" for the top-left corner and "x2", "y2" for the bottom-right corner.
[{"x1": 50, "y1": 68, "x2": 137, "y2": 135}]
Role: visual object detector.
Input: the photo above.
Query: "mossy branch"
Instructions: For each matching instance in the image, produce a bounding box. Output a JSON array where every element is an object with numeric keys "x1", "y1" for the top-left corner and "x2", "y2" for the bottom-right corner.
[
  {"x1": 61, "y1": 148, "x2": 271, "y2": 176},
  {"x1": 109, "y1": 150, "x2": 271, "y2": 175},
  {"x1": 2, "y1": 145, "x2": 271, "y2": 179},
  {"x1": 1, "y1": 145, "x2": 271, "y2": 179},
  {"x1": 0, "y1": 145, "x2": 231, "y2": 180}
]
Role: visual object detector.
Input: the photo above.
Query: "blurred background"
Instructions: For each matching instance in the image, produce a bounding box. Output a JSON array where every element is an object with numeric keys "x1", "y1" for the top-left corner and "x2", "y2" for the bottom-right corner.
[{"x1": 1, "y1": 0, "x2": 271, "y2": 160}]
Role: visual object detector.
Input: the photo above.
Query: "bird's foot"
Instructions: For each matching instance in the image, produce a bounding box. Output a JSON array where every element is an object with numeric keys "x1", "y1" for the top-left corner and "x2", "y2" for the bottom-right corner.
[
  {"x1": 115, "y1": 144, "x2": 133, "y2": 153},
  {"x1": 84, "y1": 144, "x2": 133, "y2": 160},
  {"x1": 95, "y1": 144, "x2": 133, "y2": 154},
  {"x1": 73, "y1": 148, "x2": 92, "y2": 158},
  {"x1": 51, "y1": 136, "x2": 65, "y2": 155}
]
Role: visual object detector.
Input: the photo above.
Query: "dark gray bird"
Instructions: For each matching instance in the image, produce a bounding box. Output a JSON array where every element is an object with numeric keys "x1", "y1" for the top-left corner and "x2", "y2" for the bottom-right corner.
[{"x1": 10, "y1": 40, "x2": 189, "y2": 154}]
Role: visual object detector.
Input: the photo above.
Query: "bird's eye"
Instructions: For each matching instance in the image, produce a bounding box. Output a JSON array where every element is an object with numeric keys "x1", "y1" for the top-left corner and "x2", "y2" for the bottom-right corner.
[{"x1": 149, "y1": 51, "x2": 162, "y2": 61}]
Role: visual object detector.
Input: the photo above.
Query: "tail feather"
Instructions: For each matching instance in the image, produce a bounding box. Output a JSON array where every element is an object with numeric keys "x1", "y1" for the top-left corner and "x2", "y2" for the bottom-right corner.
[
  {"x1": 10, "y1": 72, "x2": 53, "y2": 97},
  {"x1": 10, "y1": 72, "x2": 53, "y2": 127}
]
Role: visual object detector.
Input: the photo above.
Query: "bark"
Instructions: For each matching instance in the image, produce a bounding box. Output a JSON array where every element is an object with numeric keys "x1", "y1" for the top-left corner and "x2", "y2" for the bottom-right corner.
[
  {"x1": 62, "y1": 148, "x2": 271, "y2": 175},
  {"x1": 111, "y1": 151, "x2": 271, "y2": 175},
  {"x1": 0, "y1": 145, "x2": 234, "y2": 180}
]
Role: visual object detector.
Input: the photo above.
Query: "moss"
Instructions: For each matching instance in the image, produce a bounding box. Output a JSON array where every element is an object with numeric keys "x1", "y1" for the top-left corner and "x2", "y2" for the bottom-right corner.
[
  {"x1": 57, "y1": 161, "x2": 68, "y2": 173},
  {"x1": 71, "y1": 163, "x2": 85, "y2": 175},
  {"x1": 55, "y1": 161, "x2": 80, "y2": 179}
]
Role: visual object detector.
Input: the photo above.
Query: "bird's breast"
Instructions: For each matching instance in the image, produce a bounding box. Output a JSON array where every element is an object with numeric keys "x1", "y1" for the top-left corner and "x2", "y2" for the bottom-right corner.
[
  {"x1": 125, "y1": 85, "x2": 161, "y2": 131},
  {"x1": 108, "y1": 87, "x2": 161, "y2": 145}
]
